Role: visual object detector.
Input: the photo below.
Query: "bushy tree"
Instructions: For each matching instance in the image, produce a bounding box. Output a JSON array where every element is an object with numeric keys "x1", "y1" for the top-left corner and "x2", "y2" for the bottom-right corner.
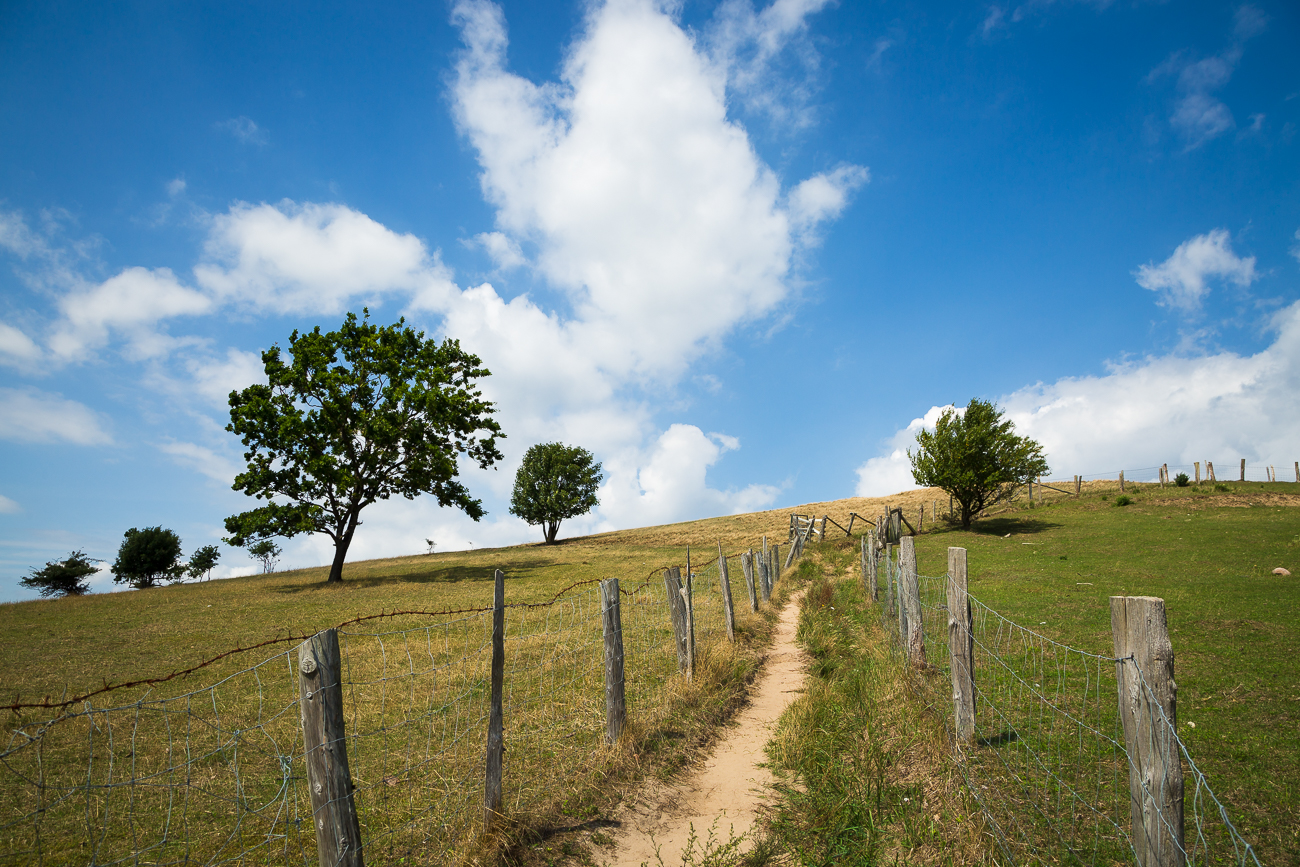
[
  {"x1": 224, "y1": 310, "x2": 503, "y2": 583},
  {"x1": 20, "y1": 550, "x2": 99, "y2": 597},
  {"x1": 247, "y1": 540, "x2": 281, "y2": 573},
  {"x1": 509, "y1": 442, "x2": 603, "y2": 544},
  {"x1": 187, "y1": 545, "x2": 221, "y2": 581},
  {"x1": 112, "y1": 527, "x2": 185, "y2": 589},
  {"x1": 908, "y1": 399, "x2": 1049, "y2": 530}
]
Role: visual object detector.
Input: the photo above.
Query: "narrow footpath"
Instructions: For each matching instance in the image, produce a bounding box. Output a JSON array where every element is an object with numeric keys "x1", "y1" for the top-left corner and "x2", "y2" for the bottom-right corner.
[{"x1": 603, "y1": 592, "x2": 809, "y2": 866}]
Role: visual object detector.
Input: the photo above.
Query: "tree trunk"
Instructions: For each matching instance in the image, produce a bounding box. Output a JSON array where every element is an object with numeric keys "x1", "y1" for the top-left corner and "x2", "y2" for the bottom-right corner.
[
  {"x1": 327, "y1": 511, "x2": 360, "y2": 583},
  {"x1": 961, "y1": 501, "x2": 973, "y2": 530},
  {"x1": 544, "y1": 521, "x2": 560, "y2": 544}
]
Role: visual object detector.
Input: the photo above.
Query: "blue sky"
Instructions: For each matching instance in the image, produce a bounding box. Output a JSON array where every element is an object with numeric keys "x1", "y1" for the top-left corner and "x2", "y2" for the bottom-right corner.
[{"x1": 2, "y1": 0, "x2": 1297, "y2": 599}]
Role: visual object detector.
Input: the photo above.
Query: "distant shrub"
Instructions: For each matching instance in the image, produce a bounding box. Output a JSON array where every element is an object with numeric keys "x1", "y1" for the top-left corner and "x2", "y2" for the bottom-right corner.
[
  {"x1": 1115, "y1": 495, "x2": 1134, "y2": 507},
  {"x1": 1215, "y1": 483, "x2": 1229, "y2": 492},
  {"x1": 1175, "y1": 473, "x2": 1190, "y2": 487}
]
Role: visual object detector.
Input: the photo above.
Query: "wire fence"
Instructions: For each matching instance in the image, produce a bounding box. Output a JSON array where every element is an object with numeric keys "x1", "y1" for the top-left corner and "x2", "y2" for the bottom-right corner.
[
  {"x1": 0, "y1": 540, "x2": 787, "y2": 866},
  {"x1": 866, "y1": 538, "x2": 1261, "y2": 867}
]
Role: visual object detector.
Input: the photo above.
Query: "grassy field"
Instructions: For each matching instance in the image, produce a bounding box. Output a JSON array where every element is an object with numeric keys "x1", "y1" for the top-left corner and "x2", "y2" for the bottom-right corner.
[{"x1": 1, "y1": 479, "x2": 1295, "y2": 865}]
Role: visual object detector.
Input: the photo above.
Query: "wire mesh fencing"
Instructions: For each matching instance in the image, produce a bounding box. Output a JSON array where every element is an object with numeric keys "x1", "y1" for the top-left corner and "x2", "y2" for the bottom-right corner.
[
  {"x1": 861, "y1": 534, "x2": 1261, "y2": 867},
  {"x1": 0, "y1": 538, "x2": 791, "y2": 866}
]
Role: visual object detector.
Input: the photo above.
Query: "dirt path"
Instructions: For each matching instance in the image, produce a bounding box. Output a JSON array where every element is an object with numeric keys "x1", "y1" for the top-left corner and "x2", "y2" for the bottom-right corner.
[{"x1": 602, "y1": 593, "x2": 808, "y2": 866}]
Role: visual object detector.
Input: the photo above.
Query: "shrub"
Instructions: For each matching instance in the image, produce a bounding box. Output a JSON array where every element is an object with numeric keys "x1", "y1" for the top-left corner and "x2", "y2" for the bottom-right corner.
[
  {"x1": 1215, "y1": 483, "x2": 1229, "y2": 492},
  {"x1": 1175, "y1": 472, "x2": 1190, "y2": 487},
  {"x1": 1115, "y1": 495, "x2": 1134, "y2": 507}
]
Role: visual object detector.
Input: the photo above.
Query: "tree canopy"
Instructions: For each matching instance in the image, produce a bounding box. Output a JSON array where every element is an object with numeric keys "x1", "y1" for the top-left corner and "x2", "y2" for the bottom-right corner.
[
  {"x1": 224, "y1": 310, "x2": 503, "y2": 583},
  {"x1": 186, "y1": 545, "x2": 220, "y2": 581},
  {"x1": 509, "y1": 442, "x2": 603, "y2": 544},
  {"x1": 908, "y1": 399, "x2": 1049, "y2": 530},
  {"x1": 20, "y1": 550, "x2": 99, "y2": 597},
  {"x1": 112, "y1": 527, "x2": 185, "y2": 588}
]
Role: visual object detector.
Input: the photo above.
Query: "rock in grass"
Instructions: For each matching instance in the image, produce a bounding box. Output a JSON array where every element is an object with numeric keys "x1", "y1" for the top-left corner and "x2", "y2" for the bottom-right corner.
[{"x1": 1273, "y1": 567, "x2": 1291, "y2": 576}]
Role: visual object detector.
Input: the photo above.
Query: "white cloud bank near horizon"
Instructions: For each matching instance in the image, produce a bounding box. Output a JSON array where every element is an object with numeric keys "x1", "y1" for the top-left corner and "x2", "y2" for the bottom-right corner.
[{"x1": 856, "y1": 297, "x2": 1300, "y2": 496}]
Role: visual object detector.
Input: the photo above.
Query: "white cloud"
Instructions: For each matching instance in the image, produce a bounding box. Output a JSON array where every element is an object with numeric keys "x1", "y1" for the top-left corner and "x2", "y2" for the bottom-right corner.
[
  {"x1": 0, "y1": 494, "x2": 20, "y2": 515},
  {"x1": 195, "y1": 201, "x2": 439, "y2": 314},
  {"x1": 788, "y1": 165, "x2": 871, "y2": 239},
  {"x1": 854, "y1": 404, "x2": 952, "y2": 497},
  {"x1": 159, "y1": 440, "x2": 244, "y2": 486},
  {"x1": 167, "y1": 177, "x2": 187, "y2": 197},
  {"x1": 1291, "y1": 228, "x2": 1300, "y2": 264},
  {"x1": 0, "y1": 387, "x2": 112, "y2": 445},
  {"x1": 1133, "y1": 229, "x2": 1257, "y2": 313},
  {"x1": 856, "y1": 300, "x2": 1300, "y2": 495},
  {"x1": 0, "y1": 323, "x2": 42, "y2": 368},
  {"x1": 215, "y1": 116, "x2": 268, "y2": 146},
  {"x1": 50, "y1": 266, "x2": 212, "y2": 361},
  {"x1": 185, "y1": 347, "x2": 266, "y2": 406},
  {"x1": 450, "y1": 0, "x2": 864, "y2": 385},
  {"x1": 470, "y1": 231, "x2": 527, "y2": 269}
]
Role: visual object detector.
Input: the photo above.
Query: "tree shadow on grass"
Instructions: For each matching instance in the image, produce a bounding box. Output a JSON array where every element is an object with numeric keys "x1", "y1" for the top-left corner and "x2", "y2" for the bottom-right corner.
[
  {"x1": 969, "y1": 517, "x2": 1063, "y2": 536},
  {"x1": 269, "y1": 558, "x2": 558, "y2": 593}
]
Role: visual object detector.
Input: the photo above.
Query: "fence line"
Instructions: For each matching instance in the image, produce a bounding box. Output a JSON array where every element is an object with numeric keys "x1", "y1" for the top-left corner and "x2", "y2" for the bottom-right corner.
[
  {"x1": 0, "y1": 536, "x2": 801, "y2": 865},
  {"x1": 857, "y1": 531, "x2": 1261, "y2": 867}
]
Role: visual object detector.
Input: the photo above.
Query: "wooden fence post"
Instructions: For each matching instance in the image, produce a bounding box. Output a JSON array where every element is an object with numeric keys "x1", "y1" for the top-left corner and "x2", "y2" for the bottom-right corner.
[
  {"x1": 946, "y1": 547, "x2": 975, "y2": 745},
  {"x1": 758, "y1": 553, "x2": 771, "y2": 603},
  {"x1": 900, "y1": 537, "x2": 925, "y2": 667},
  {"x1": 1194, "y1": 462, "x2": 1200, "y2": 484},
  {"x1": 742, "y1": 552, "x2": 758, "y2": 612},
  {"x1": 1240, "y1": 458, "x2": 1245, "y2": 481},
  {"x1": 680, "y1": 580, "x2": 695, "y2": 683},
  {"x1": 772, "y1": 545, "x2": 780, "y2": 587},
  {"x1": 1110, "y1": 596, "x2": 1185, "y2": 867},
  {"x1": 1120, "y1": 470, "x2": 1126, "y2": 492},
  {"x1": 1295, "y1": 461, "x2": 1299, "y2": 483},
  {"x1": 867, "y1": 530, "x2": 879, "y2": 602},
  {"x1": 1076, "y1": 474, "x2": 1082, "y2": 496},
  {"x1": 297, "y1": 628, "x2": 364, "y2": 867},
  {"x1": 485, "y1": 569, "x2": 506, "y2": 828},
  {"x1": 860, "y1": 534, "x2": 869, "y2": 599},
  {"x1": 884, "y1": 542, "x2": 895, "y2": 616},
  {"x1": 664, "y1": 567, "x2": 690, "y2": 673},
  {"x1": 718, "y1": 542, "x2": 735, "y2": 642},
  {"x1": 600, "y1": 578, "x2": 626, "y2": 744}
]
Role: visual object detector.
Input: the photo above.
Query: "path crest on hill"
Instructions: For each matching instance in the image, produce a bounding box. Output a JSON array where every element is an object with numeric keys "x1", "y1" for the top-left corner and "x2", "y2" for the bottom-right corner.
[{"x1": 603, "y1": 591, "x2": 808, "y2": 866}]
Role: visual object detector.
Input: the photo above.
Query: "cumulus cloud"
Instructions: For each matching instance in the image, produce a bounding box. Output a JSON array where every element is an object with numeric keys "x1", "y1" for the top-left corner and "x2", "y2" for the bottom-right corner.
[
  {"x1": 0, "y1": 323, "x2": 42, "y2": 368},
  {"x1": 50, "y1": 266, "x2": 212, "y2": 361},
  {"x1": 0, "y1": 494, "x2": 20, "y2": 515},
  {"x1": 856, "y1": 300, "x2": 1300, "y2": 495},
  {"x1": 195, "y1": 201, "x2": 441, "y2": 314},
  {"x1": 0, "y1": 387, "x2": 112, "y2": 445},
  {"x1": 159, "y1": 440, "x2": 245, "y2": 485},
  {"x1": 788, "y1": 165, "x2": 871, "y2": 240},
  {"x1": 185, "y1": 347, "x2": 266, "y2": 406},
  {"x1": 470, "y1": 231, "x2": 527, "y2": 270},
  {"x1": 854, "y1": 404, "x2": 952, "y2": 497},
  {"x1": 1133, "y1": 229, "x2": 1257, "y2": 313}
]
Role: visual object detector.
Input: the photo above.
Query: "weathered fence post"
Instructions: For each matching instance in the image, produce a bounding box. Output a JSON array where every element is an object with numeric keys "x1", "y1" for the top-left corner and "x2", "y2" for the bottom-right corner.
[
  {"x1": 1120, "y1": 470, "x2": 1126, "y2": 492},
  {"x1": 860, "y1": 534, "x2": 869, "y2": 598},
  {"x1": 1207, "y1": 461, "x2": 1215, "y2": 481},
  {"x1": 718, "y1": 542, "x2": 735, "y2": 642},
  {"x1": 664, "y1": 567, "x2": 690, "y2": 673},
  {"x1": 758, "y1": 552, "x2": 771, "y2": 603},
  {"x1": 1110, "y1": 596, "x2": 1185, "y2": 867},
  {"x1": 600, "y1": 578, "x2": 626, "y2": 744},
  {"x1": 946, "y1": 547, "x2": 975, "y2": 746},
  {"x1": 867, "y1": 529, "x2": 879, "y2": 602},
  {"x1": 485, "y1": 568, "x2": 506, "y2": 828},
  {"x1": 297, "y1": 628, "x2": 364, "y2": 867},
  {"x1": 742, "y1": 551, "x2": 758, "y2": 612},
  {"x1": 1075, "y1": 474, "x2": 1082, "y2": 496},
  {"x1": 1295, "y1": 460, "x2": 1299, "y2": 482},
  {"x1": 884, "y1": 542, "x2": 895, "y2": 616},
  {"x1": 900, "y1": 537, "x2": 925, "y2": 667},
  {"x1": 1240, "y1": 458, "x2": 1246, "y2": 481},
  {"x1": 1194, "y1": 462, "x2": 1200, "y2": 484},
  {"x1": 681, "y1": 579, "x2": 695, "y2": 683},
  {"x1": 771, "y1": 546, "x2": 780, "y2": 588}
]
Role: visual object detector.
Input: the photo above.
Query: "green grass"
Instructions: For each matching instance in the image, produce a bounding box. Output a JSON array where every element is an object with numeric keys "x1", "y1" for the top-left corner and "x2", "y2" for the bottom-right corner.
[
  {"x1": 905, "y1": 480, "x2": 1299, "y2": 865},
  {"x1": 0, "y1": 516, "x2": 793, "y2": 866}
]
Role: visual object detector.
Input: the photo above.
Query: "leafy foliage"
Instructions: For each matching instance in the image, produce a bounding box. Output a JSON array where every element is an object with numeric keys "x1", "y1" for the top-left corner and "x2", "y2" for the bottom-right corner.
[
  {"x1": 908, "y1": 399, "x2": 1049, "y2": 529},
  {"x1": 509, "y1": 442, "x2": 603, "y2": 544},
  {"x1": 1175, "y1": 472, "x2": 1190, "y2": 487},
  {"x1": 186, "y1": 545, "x2": 220, "y2": 581},
  {"x1": 247, "y1": 540, "x2": 280, "y2": 573},
  {"x1": 111, "y1": 527, "x2": 185, "y2": 589},
  {"x1": 223, "y1": 310, "x2": 503, "y2": 582},
  {"x1": 19, "y1": 550, "x2": 99, "y2": 597}
]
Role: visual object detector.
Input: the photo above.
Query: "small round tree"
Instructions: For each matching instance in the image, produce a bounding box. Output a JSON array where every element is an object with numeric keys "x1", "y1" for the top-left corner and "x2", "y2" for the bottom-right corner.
[
  {"x1": 111, "y1": 527, "x2": 185, "y2": 589},
  {"x1": 509, "y1": 443, "x2": 603, "y2": 544},
  {"x1": 20, "y1": 550, "x2": 99, "y2": 597},
  {"x1": 908, "y1": 399, "x2": 1049, "y2": 530},
  {"x1": 187, "y1": 545, "x2": 221, "y2": 581}
]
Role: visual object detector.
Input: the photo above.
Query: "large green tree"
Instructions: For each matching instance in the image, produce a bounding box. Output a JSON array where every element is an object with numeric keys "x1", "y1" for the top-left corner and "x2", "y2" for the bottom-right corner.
[
  {"x1": 20, "y1": 550, "x2": 99, "y2": 597},
  {"x1": 509, "y1": 442, "x2": 603, "y2": 544},
  {"x1": 224, "y1": 310, "x2": 503, "y2": 583},
  {"x1": 112, "y1": 527, "x2": 185, "y2": 588},
  {"x1": 908, "y1": 399, "x2": 1049, "y2": 530}
]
